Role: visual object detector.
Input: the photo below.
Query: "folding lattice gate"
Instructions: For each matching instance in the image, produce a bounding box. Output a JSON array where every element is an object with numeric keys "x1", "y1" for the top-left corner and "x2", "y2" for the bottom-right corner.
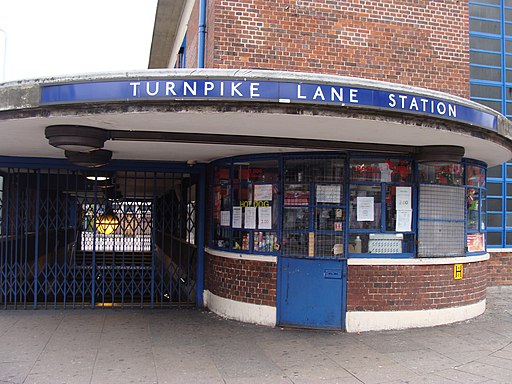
[{"x1": 0, "y1": 166, "x2": 200, "y2": 309}]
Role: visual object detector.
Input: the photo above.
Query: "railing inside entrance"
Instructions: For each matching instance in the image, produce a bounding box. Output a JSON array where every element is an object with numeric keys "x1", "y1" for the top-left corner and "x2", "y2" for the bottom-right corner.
[{"x1": 0, "y1": 167, "x2": 198, "y2": 309}]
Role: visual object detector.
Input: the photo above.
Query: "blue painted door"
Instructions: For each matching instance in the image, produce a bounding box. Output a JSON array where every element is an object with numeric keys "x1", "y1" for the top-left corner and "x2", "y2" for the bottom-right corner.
[{"x1": 278, "y1": 257, "x2": 346, "y2": 329}]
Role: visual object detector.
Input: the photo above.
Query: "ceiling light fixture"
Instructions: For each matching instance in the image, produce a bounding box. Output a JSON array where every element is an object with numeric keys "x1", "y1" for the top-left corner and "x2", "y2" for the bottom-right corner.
[
  {"x1": 65, "y1": 149, "x2": 113, "y2": 168},
  {"x1": 45, "y1": 125, "x2": 109, "y2": 152}
]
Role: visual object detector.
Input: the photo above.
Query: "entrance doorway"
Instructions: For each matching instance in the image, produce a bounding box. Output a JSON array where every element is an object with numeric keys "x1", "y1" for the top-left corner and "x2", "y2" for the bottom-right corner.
[{"x1": 0, "y1": 164, "x2": 202, "y2": 309}]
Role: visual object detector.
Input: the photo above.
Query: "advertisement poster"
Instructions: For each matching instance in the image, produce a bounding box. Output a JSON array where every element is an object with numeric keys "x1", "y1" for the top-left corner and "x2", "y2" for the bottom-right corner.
[
  {"x1": 254, "y1": 184, "x2": 273, "y2": 201},
  {"x1": 357, "y1": 196, "x2": 374, "y2": 221},
  {"x1": 467, "y1": 233, "x2": 485, "y2": 252},
  {"x1": 220, "y1": 210, "x2": 230, "y2": 227},
  {"x1": 258, "y1": 206, "x2": 272, "y2": 229},
  {"x1": 244, "y1": 207, "x2": 256, "y2": 229},
  {"x1": 316, "y1": 185, "x2": 341, "y2": 204},
  {"x1": 232, "y1": 207, "x2": 242, "y2": 228}
]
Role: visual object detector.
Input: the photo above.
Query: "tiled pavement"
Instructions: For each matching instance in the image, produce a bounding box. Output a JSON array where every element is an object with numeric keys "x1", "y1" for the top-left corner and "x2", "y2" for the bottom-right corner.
[{"x1": 1, "y1": 286, "x2": 512, "y2": 383}]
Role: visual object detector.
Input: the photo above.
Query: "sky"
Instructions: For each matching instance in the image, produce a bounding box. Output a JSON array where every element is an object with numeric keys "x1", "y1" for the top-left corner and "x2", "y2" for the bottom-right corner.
[{"x1": 0, "y1": 0, "x2": 158, "y2": 82}]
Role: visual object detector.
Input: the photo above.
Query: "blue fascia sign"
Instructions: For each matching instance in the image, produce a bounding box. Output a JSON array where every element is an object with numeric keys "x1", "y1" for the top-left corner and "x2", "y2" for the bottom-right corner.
[{"x1": 40, "y1": 79, "x2": 497, "y2": 131}]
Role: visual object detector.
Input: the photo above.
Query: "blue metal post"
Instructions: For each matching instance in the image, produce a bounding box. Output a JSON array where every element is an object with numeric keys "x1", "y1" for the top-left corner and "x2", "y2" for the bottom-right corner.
[
  {"x1": 195, "y1": 164, "x2": 206, "y2": 306},
  {"x1": 33, "y1": 172, "x2": 40, "y2": 308},
  {"x1": 198, "y1": 0, "x2": 207, "y2": 68},
  {"x1": 151, "y1": 173, "x2": 156, "y2": 307}
]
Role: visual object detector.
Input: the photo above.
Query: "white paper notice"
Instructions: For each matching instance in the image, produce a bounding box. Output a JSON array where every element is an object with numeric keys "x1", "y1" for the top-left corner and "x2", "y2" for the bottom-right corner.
[
  {"x1": 258, "y1": 206, "x2": 272, "y2": 229},
  {"x1": 232, "y1": 207, "x2": 242, "y2": 228},
  {"x1": 395, "y1": 210, "x2": 412, "y2": 232},
  {"x1": 254, "y1": 184, "x2": 273, "y2": 201},
  {"x1": 220, "y1": 210, "x2": 230, "y2": 227},
  {"x1": 357, "y1": 196, "x2": 374, "y2": 222},
  {"x1": 396, "y1": 187, "x2": 412, "y2": 210},
  {"x1": 244, "y1": 207, "x2": 256, "y2": 229},
  {"x1": 316, "y1": 185, "x2": 341, "y2": 204}
]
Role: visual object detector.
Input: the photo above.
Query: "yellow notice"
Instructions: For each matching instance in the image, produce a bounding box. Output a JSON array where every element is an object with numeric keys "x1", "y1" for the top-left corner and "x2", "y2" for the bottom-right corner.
[
  {"x1": 308, "y1": 232, "x2": 315, "y2": 257},
  {"x1": 454, "y1": 264, "x2": 464, "y2": 280}
]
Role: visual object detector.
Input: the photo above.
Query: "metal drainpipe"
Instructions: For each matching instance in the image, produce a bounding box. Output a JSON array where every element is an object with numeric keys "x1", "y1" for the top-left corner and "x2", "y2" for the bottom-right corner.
[{"x1": 198, "y1": 0, "x2": 207, "y2": 68}]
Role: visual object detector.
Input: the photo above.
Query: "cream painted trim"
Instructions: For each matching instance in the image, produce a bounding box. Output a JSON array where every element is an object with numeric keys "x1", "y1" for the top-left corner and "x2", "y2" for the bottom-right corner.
[
  {"x1": 488, "y1": 249, "x2": 512, "y2": 253},
  {"x1": 205, "y1": 247, "x2": 277, "y2": 263},
  {"x1": 168, "y1": 0, "x2": 196, "y2": 69},
  {"x1": 347, "y1": 253, "x2": 489, "y2": 266},
  {"x1": 346, "y1": 299, "x2": 486, "y2": 332},
  {"x1": 203, "y1": 290, "x2": 276, "y2": 326}
]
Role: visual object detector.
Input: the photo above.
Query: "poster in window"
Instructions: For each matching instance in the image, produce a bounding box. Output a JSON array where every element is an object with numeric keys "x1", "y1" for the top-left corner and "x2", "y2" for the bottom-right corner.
[
  {"x1": 254, "y1": 184, "x2": 273, "y2": 201},
  {"x1": 244, "y1": 207, "x2": 256, "y2": 229},
  {"x1": 316, "y1": 185, "x2": 341, "y2": 204},
  {"x1": 220, "y1": 210, "x2": 230, "y2": 227},
  {"x1": 357, "y1": 196, "x2": 374, "y2": 221},
  {"x1": 232, "y1": 207, "x2": 242, "y2": 228},
  {"x1": 395, "y1": 210, "x2": 412, "y2": 232},
  {"x1": 396, "y1": 187, "x2": 412, "y2": 210},
  {"x1": 258, "y1": 206, "x2": 272, "y2": 229},
  {"x1": 467, "y1": 233, "x2": 485, "y2": 252}
]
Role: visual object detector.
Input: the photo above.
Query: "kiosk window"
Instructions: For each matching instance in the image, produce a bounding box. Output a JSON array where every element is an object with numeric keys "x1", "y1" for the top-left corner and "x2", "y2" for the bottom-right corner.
[{"x1": 348, "y1": 158, "x2": 414, "y2": 256}]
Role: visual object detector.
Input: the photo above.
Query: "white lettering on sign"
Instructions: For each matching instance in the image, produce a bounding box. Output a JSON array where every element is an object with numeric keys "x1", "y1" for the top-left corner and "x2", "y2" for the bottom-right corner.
[
  {"x1": 231, "y1": 82, "x2": 243, "y2": 97},
  {"x1": 313, "y1": 86, "x2": 326, "y2": 100},
  {"x1": 130, "y1": 81, "x2": 456, "y2": 119},
  {"x1": 250, "y1": 82, "x2": 260, "y2": 98},
  {"x1": 297, "y1": 84, "x2": 307, "y2": 99},
  {"x1": 166, "y1": 82, "x2": 176, "y2": 96},
  {"x1": 147, "y1": 82, "x2": 159, "y2": 96},
  {"x1": 204, "y1": 81, "x2": 215, "y2": 95},
  {"x1": 388, "y1": 93, "x2": 456, "y2": 117},
  {"x1": 184, "y1": 81, "x2": 197, "y2": 96},
  {"x1": 130, "y1": 82, "x2": 140, "y2": 97}
]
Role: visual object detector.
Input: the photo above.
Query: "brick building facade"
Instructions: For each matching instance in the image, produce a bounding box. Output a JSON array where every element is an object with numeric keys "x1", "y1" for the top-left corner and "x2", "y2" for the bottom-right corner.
[{"x1": 1, "y1": 0, "x2": 510, "y2": 332}]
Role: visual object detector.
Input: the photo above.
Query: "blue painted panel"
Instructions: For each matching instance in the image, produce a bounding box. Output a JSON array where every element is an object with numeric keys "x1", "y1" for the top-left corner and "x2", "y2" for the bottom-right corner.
[
  {"x1": 278, "y1": 257, "x2": 345, "y2": 329},
  {"x1": 40, "y1": 79, "x2": 497, "y2": 131}
]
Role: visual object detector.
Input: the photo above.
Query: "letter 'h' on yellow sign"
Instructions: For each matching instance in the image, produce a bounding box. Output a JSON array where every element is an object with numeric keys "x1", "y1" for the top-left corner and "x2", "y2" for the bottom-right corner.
[{"x1": 454, "y1": 264, "x2": 464, "y2": 280}]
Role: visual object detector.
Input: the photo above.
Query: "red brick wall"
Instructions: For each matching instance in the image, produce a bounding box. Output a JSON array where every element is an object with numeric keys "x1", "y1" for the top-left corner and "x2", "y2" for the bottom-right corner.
[
  {"x1": 205, "y1": 253, "x2": 277, "y2": 306},
  {"x1": 347, "y1": 261, "x2": 487, "y2": 311},
  {"x1": 488, "y1": 252, "x2": 512, "y2": 286},
  {"x1": 207, "y1": 0, "x2": 469, "y2": 98}
]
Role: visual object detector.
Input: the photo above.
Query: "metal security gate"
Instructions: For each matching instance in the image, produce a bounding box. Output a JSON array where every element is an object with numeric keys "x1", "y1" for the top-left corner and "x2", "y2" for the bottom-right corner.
[{"x1": 0, "y1": 166, "x2": 200, "y2": 309}]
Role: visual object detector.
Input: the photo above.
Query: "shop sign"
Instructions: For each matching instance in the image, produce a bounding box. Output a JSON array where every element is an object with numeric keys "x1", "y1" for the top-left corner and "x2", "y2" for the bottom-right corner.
[{"x1": 40, "y1": 79, "x2": 497, "y2": 131}]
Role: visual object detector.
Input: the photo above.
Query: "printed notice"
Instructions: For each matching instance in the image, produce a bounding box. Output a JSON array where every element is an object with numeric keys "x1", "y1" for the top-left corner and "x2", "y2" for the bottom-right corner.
[
  {"x1": 254, "y1": 184, "x2": 273, "y2": 201},
  {"x1": 220, "y1": 210, "x2": 230, "y2": 227},
  {"x1": 357, "y1": 196, "x2": 374, "y2": 221},
  {"x1": 244, "y1": 207, "x2": 256, "y2": 229},
  {"x1": 395, "y1": 210, "x2": 412, "y2": 232},
  {"x1": 232, "y1": 207, "x2": 242, "y2": 228},
  {"x1": 258, "y1": 206, "x2": 272, "y2": 229},
  {"x1": 396, "y1": 187, "x2": 412, "y2": 210},
  {"x1": 316, "y1": 185, "x2": 341, "y2": 204}
]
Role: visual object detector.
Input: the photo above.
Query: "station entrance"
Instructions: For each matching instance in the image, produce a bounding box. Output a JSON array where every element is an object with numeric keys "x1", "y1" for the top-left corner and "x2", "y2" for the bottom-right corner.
[{"x1": 0, "y1": 163, "x2": 202, "y2": 309}]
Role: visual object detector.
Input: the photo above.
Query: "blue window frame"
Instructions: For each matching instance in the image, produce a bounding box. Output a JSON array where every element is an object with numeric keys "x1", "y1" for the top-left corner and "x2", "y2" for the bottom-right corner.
[
  {"x1": 485, "y1": 162, "x2": 512, "y2": 247},
  {"x1": 347, "y1": 157, "x2": 415, "y2": 258},
  {"x1": 465, "y1": 162, "x2": 487, "y2": 253},
  {"x1": 209, "y1": 153, "x2": 486, "y2": 257},
  {"x1": 470, "y1": 0, "x2": 512, "y2": 248}
]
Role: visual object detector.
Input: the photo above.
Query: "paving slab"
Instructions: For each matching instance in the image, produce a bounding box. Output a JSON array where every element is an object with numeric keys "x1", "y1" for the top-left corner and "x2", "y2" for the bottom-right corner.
[{"x1": 0, "y1": 286, "x2": 510, "y2": 383}]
